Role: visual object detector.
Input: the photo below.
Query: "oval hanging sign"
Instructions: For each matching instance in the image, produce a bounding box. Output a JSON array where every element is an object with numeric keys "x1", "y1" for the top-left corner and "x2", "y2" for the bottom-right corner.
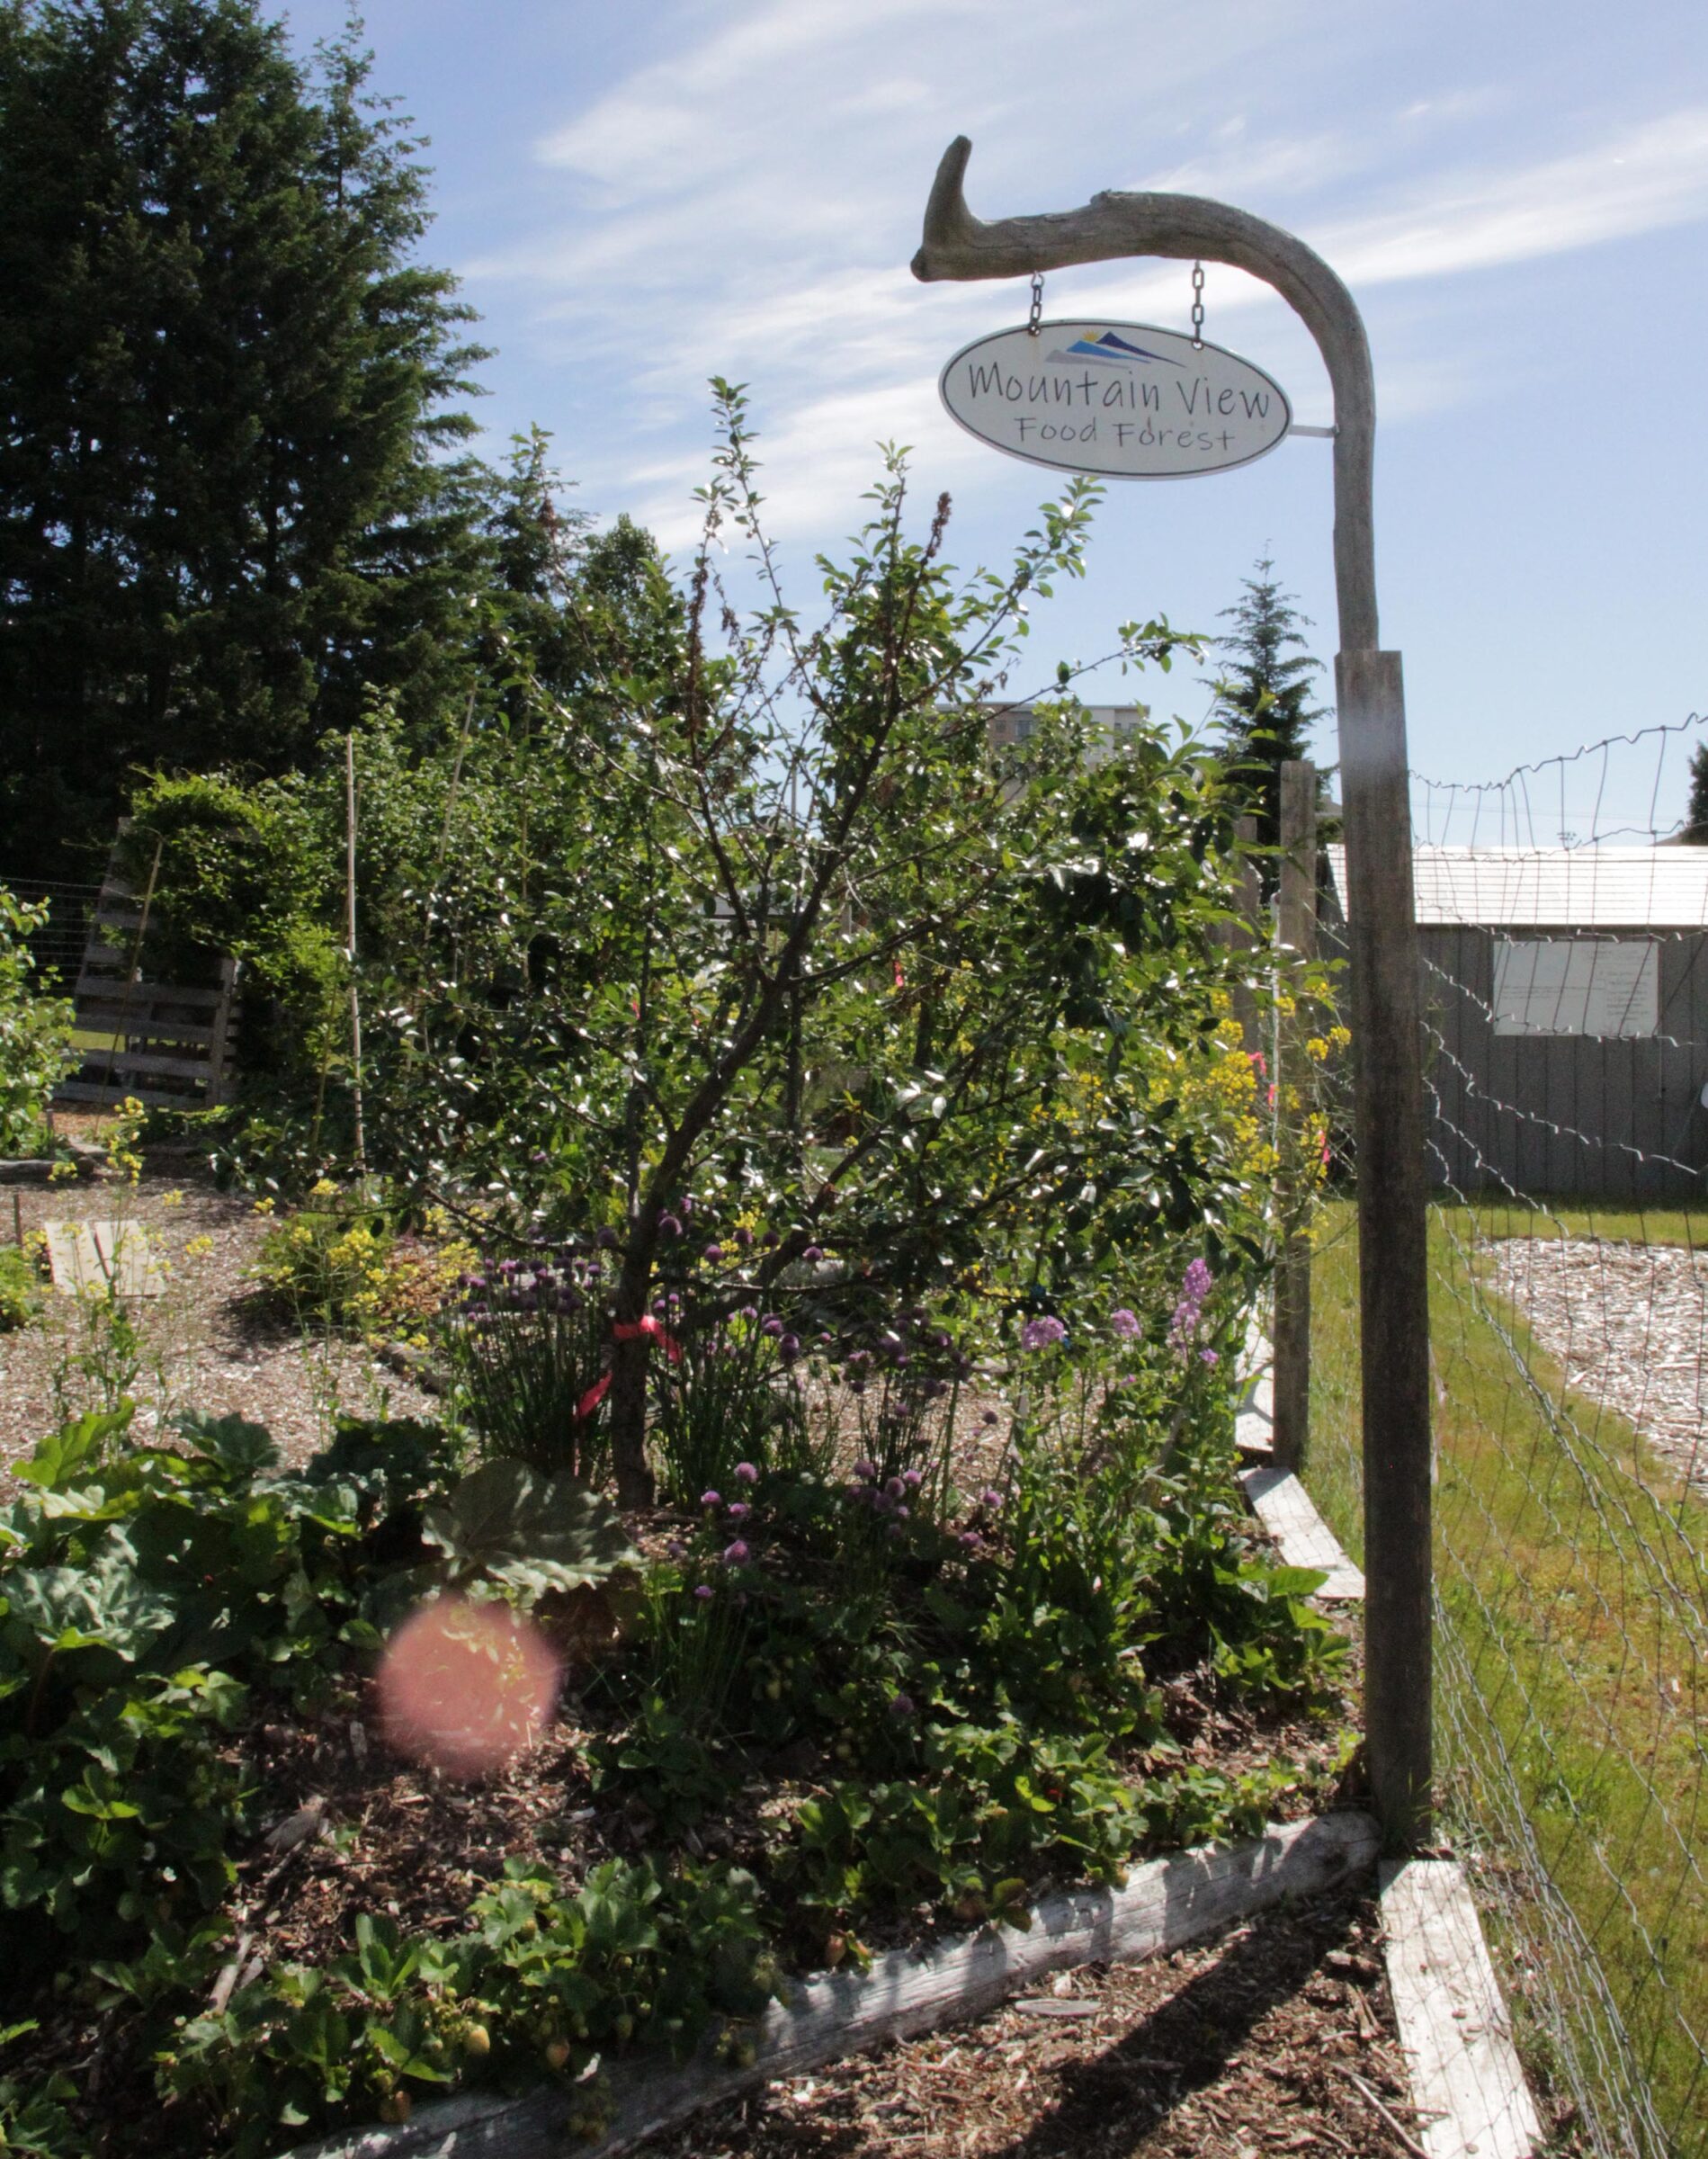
[{"x1": 939, "y1": 319, "x2": 1292, "y2": 480}]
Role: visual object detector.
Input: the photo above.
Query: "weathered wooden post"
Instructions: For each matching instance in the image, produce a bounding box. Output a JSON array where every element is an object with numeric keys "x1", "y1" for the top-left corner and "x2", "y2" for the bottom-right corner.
[
  {"x1": 1271, "y1": 761, "x2": 1317, "y2": 1473},
  {"x1": 913, "y1": 141, "x2": 1434, "y2": 1847}
]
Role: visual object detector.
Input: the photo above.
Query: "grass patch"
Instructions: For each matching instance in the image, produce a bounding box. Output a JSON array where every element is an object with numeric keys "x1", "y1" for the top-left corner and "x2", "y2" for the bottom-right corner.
[{"x1": 1309, "y1": 1199, "x2": 1708, "y2": 2159}]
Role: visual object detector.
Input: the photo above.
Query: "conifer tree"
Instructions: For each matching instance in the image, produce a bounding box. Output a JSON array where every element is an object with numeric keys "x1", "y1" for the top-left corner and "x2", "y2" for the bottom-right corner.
[
  {"x1": 1209, "y1": 556, "x2": 1328, "y2": 873},
  {"x1": 0, "y1": 0, "x2": 490, "y2": 876},
  {"x1": 1684, "y1": 739, "x2": 1708, "y2": 842}
]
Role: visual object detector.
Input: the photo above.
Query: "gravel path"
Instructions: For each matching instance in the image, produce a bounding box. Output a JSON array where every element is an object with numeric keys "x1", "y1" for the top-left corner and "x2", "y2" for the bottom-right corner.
[
  {"x1": 0, "y1": 1146, "x2": 434, "y2": 1475},
  {"x1": 1484, "y1": 1235, "x2": 1708, "y2": 1495}
]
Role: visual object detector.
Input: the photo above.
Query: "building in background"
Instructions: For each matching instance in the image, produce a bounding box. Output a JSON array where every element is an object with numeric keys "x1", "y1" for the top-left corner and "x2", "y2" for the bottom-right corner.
[{"x1": 1327, "y1": 844, "x2": 1708, "y2": 1202}]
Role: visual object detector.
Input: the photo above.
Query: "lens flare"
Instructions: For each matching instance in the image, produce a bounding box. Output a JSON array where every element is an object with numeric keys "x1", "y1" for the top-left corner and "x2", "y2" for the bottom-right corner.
[{"x1": 377, "y1": 1596, "x2": 561, "y2": 1778}]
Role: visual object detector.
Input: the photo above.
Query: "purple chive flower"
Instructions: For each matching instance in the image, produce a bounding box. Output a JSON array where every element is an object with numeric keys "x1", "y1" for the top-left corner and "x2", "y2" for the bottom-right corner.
[
  {"x1": 762, "y1": 1315, "x2": 784, "y2": 1337},
  {"x1": 666, "y1": 1538, "x2": 688, "y2": 1559},
  {"x1": 722, "y1": 1539, "x2": 750, "y2": 1565},
  {"x1": 1110, "y1": 1308, "x2": 1141, "y2": 1339},
  {"x1": 1200, "y1": 1347, "x2": 1220, "y2": 1366},
  {"x1": 779, "y1": 1333, "x2": 801, "y2": 1364},
  {"x1": 853, "y1": 1459, "x2": 877, "y2": 1482},
  {"x1": 734, "y1": 1226, "x2": 754, "y2": 1249},
  {"x1": 890, "y1": 1692, "x2": 916, "y2": 1718},
  {"x1": 901, "y1": 1469, "x2": 923, "y2": 1490},
  {"x1": 693, "y1": 1583, "x2": 714, "y2": 1601},
  {"x1": 801, "y1": 1245, "x2": 824, "y2": 1263},
  {"x1": 727, "y1": 1501, "x2": 751, "y2": 1521},
  {"x1": 738, "y1": 1303, "x2": 759, "y2": 1321},
  {"x1": 885, "y1": 1476, "x2": 905, "y2": 1500},
  {"x1": 980, "y1": 1488, "x2": 1003, "y2": 1510},
  {"x1": 1020, "y1": 1315, "x2": 1068, "y2": 1352},
  {"x1": 981, "y1": 1410, "x2": 999, "y2": 1427},
  {"x1": 761, "y1": 1230, "x2": 779, "y2": 1249},
  {"x1": 734, "y1": 1461, "x2": 758, "y2": 1484},
  {"x1": 701, "y1": 1489, "x2": 723, "y2": 1510},
  {"x1": 704, "y1": 1243, "x2": 725, "y2": 1263},
  {"x1": 959, "y1": 1529, "x2": 983, "y2": 1551},
  {"x1": 658, "y1": 1214, "x2": 683, "y2": 1240},
  {"x1": 894, "y1": 1504, "x2": 910, "y2": 1521}
]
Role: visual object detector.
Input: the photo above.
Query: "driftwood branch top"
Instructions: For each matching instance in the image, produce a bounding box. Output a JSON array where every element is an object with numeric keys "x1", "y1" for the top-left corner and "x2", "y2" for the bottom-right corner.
[{"x1": 909, "y1": 136, "x2": 1380, "y2": 656}]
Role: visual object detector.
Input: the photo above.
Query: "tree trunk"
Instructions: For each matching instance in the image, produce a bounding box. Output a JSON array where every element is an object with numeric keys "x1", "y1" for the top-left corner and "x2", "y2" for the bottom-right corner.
[{"x1": 607, "y1": 1235, "x2": 657, "y2": 1509}]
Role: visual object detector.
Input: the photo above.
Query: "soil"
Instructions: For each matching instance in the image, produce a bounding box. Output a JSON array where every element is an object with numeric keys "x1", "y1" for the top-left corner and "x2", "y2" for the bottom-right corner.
[
  {"x1": 631, "y1": 1882, "x2": 1425, "y2": 2158},
  {"x1": 0, "y1": 1137, "x2": 436, "y2": 1475}
]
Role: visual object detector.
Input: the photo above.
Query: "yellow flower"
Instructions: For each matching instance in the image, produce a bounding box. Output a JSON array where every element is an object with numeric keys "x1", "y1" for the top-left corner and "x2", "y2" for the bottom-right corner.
[
  {"x1": 184, "y1": 1234, "x2": 214, "y2": 1259},
  {"x1": 253, "y1": 1196, "x2": 276, "y2": 1215},
  {"x1": 162, "y1": 1188, "x2": 185, "y2": 1207}
]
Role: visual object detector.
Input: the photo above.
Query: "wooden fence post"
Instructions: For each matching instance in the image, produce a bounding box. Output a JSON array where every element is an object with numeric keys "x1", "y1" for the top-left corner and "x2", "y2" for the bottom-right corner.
[
  {"x1": 1271, "y1": 762, "x2": 1316, "y2": 1474},
  {"x1": 1339, "y1": 652, "x2": 1434, "y2": 1848}
]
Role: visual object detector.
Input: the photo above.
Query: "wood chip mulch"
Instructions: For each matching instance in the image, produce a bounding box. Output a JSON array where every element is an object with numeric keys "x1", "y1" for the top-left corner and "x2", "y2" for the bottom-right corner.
[{"x1": 634, "y1": 1884, "x2": 1424, "y2": 2158}]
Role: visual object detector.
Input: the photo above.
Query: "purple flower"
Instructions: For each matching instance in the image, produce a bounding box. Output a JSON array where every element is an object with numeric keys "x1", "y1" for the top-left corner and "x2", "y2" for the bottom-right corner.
[
  {"x1": 1020, "y1": 1315, "x2": 1068, "y2": 1352},
  {"x1": 1110, "y1": 1308, "x2": 1141, "y2": 1339},
  {"x1": 596, "y1": 1227, "x2": 619, "y2": 1250},
  {"x1": 693, "y1": 1583, "x2": 713, "y2": 1601},
  {"x1": 853, "y1": 1459, "x2": 877, "y2": 1482},
  {"x1": 734, "y1": 1226, "x2": 754, "y2": 1250},
  {"x1": 738, "y1": 1303, "x2": 759, "y2": 1321},
  {"x1": 889, "y1": 1692, "x2": 916, "y2": 1717},
  {"x1": 761, "y1": 1230, "x2": 779, "y2": 1249},
  {"x1": 981, "y1": 1410, "x2": 999, "y2": 1427},
  {"x1": 885, "y1": 1476, "x2": 905, "y2": 1500},
  {"x1": 727, "y1": 1501, "x2": 751, "y2": 1521},
  {"x1": 901, "y1": 1469, "x2": 923, "y2": 1490},
  {"x1": 762, "y1": 1315, "x2": 784, "y2": 1337},
  {"x1": 959, "y1": 1529, "x2": 983, "y2": 1552},
  {"x1": 980, "y1": 1488, "x2": 1004, "y2": 1510},
  {"x1": 1200, "y1": 1347, "x2": 1220, "y2": 1366},
  {"x1": 658, "y1": 1213, "x2": 683, "y2": 1240},
  {"x1": 722, "y1": 1539, "x2": 750, "y2": 1565},
  {"x1": 703, "y1": 1243, "x2": 725, "y2": 1263},
  {"x1": 801, "y1": 1245, "x2": 824, "y2": 1262},
  {"x1": 1183, "y1": 1258, "x2": 1212, "y2": 1303},
  {"x1": 666, "y1": 1538, "x2": 688, "y2": 1559},
  {"x1": 894, "y1": 1504, "x2": 910, "y2": 1521},
  {"x1": 734, "y1": 1461, "x2": 758, "y2": 1483},
  {"x1": 701, "y1": 1489, "x2": 722, "y2": 1510},
  {"x1": 779, "y1": 1332, "x2": 801, "y2": 1364}
]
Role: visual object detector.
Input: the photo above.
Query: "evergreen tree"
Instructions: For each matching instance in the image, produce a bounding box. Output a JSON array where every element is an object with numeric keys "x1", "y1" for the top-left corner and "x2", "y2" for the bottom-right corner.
[
  {"x1": 0, "y1": 0, "x2": 490, "y2": 877},
  {"x1": 1684, "y1": 739, "x2": 1708, "y2": 842},
  {"x1": 1209, "y1": 556, "x2": 1328, "y2": 871}
]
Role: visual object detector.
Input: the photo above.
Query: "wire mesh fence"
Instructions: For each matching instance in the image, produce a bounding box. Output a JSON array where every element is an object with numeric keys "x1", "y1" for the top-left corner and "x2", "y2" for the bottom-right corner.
[
  {"x1": 1306, "y1": 717, "x2": 1708, "y2": 2158},
  {"x1": 0, "y1": 874, "x2": 100, "y2": 990}
]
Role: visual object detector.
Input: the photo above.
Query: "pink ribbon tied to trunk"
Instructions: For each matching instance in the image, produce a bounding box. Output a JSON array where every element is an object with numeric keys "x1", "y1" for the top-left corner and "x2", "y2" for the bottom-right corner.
[{"x1": 575, "y1": 1312, "x2": 683, "y2": 1420}]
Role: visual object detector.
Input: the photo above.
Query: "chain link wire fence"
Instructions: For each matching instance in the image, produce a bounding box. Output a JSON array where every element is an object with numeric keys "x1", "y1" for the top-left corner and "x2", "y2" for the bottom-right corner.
[{"x1": 1306, "y1": 718, "x2": 1708, "y2": 2159}]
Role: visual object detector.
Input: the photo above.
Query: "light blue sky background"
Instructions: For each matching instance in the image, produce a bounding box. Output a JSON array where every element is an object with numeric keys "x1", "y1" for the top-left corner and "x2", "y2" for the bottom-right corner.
[{"x1": 287, "y1": 0, "x2": 1708, "y2": 830}]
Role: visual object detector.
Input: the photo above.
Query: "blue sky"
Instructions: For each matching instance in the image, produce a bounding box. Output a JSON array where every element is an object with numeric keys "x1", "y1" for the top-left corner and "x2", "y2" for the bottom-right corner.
[{"x1": 286, "y1": 0, "x2": 1708, "y2": 830}]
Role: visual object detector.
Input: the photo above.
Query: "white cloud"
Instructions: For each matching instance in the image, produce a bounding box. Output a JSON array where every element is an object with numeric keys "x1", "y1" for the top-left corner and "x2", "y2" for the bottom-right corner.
[
  {"x1": 1324, "y1": 105, "x2": 1708, "y2": 284},
  {"x1": 477, "y1": 0, "x2": 1708, "y2": 578}
]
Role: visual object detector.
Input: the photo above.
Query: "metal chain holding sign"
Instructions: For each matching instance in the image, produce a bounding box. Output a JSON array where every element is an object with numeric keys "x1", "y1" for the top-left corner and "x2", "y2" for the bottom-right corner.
[
  {"x1": 1190, "y1": 260, "x2": 1205, "y2": 348},
  {"x1": 1027, "y1": 271, "x2": 1044, "y2": 336}
]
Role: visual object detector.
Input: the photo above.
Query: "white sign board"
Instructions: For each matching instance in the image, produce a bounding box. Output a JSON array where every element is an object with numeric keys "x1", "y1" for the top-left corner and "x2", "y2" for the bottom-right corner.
[
  {"x1": 1490, "y1": 938, "x2": 1658, "y2": 1038},
  {"x1": 938, "y1": 320, "x2": 1292, "y2": 479}
]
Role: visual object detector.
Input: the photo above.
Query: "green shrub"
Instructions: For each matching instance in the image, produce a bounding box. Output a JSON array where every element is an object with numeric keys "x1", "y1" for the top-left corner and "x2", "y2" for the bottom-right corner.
[
  {"x1": 0, "y1": 1246, "x2": 40, "y2": 1330},
  {"x1": 0, "y1": 887, "x2": 75, "y2": 1156}
]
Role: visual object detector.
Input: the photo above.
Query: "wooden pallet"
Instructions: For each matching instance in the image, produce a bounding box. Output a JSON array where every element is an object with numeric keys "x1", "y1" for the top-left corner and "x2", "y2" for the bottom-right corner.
[
  {"x1": 42, "y1": 1218, "x2": 166, "y2": 1297},
  {"x1": 58, "y1": 835, "x2": 238, "y2": 1110}
]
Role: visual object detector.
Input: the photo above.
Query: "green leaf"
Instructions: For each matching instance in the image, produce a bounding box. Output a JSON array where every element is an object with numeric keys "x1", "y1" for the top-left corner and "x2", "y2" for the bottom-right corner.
[{"x1": 423, "y1": 1461, "x2": 638, "y2": 1599}]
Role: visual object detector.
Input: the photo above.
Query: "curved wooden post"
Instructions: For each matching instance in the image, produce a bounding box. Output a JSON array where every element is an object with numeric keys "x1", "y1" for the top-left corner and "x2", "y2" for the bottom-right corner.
[{"x1": 913, "y1": 140, "x2": 1433, "y2": 1847}]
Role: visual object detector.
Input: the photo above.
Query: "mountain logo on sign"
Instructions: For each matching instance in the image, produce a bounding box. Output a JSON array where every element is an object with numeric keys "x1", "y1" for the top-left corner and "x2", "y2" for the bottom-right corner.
[{"x1": 1049, "y1": 329, "x2": 1183, "y2": 367}]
